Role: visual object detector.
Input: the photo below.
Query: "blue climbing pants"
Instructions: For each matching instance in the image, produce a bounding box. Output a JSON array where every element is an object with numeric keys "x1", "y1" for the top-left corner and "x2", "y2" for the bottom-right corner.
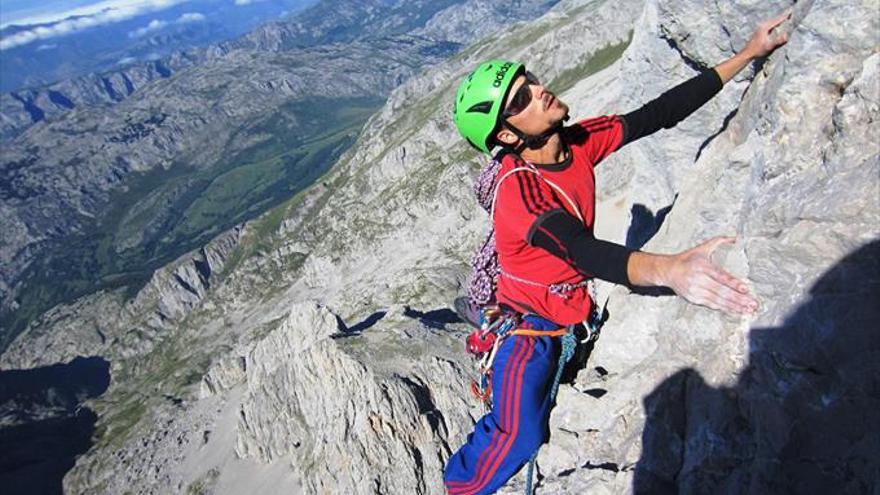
[{"x1": 444, "y1": 316, "x2": 562, "y2": 495}]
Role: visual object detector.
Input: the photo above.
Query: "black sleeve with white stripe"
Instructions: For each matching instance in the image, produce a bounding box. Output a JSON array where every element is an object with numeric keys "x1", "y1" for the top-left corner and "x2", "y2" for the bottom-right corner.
[{"x1": 527, "y1": 209, "x2": 634, "y2": 286}]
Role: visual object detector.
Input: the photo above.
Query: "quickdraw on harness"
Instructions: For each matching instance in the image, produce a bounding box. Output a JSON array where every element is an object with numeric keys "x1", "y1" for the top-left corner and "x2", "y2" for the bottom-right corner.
[
  {"x1": 465, "y1": 308, "x2": 568, "y2": 407},
  {"x1": 464, "y1": 299, "x2": 606, "y2": 408}
]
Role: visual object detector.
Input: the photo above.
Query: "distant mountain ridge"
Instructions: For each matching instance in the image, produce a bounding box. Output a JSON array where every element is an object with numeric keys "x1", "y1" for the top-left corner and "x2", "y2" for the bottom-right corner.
[
  {"x1": 2, "y1": 0, "x2": 426, "y2": 141},
  {"x1": 0, "y1": 0, "x2": 543, "y2": 140},
  {"x1": 0, "y1": 0, "x2": 315, "y2": 95}
]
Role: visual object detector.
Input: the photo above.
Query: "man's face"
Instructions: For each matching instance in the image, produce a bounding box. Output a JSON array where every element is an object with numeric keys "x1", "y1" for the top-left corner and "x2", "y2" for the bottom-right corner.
[{"x1": 501, "y1": 72, "x2": 569, "y2": 138}]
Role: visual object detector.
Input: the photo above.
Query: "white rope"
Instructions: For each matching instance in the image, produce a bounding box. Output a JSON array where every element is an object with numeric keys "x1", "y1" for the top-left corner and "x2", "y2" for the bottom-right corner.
[
  {"x1": 490, "y1": 165, "x2": 583, "y2": 223},
  {"x1": 500, "y1": 270, "x2": 550, "y2": 289}
]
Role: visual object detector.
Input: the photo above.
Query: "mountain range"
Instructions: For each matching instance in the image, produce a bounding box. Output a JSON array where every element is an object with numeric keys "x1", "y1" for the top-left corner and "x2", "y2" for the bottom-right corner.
[
  {"x1": 0, "y1": 0, "x2": 316, "y2": 93},
  {"x1": 0, "y1": 0, "x2": 558, "y2": 352}
]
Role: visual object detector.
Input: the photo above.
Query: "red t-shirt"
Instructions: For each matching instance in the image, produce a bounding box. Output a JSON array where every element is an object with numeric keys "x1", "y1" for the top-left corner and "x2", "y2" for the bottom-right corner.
[{"x1": 493, "y1": 116, "x2": 625, "y2": 325}]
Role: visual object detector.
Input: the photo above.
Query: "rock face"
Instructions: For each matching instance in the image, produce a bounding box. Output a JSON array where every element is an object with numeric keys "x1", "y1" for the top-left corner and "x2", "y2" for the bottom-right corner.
[
  {"x1": 2, "y1": 0, "x2": 878, "y2": 494},
  {"x1": 525, "y1": 0, "x2": 880, "y2": 493},
  {"x1": 234, "y1": 303, "x2": 473, "y2": 494}
]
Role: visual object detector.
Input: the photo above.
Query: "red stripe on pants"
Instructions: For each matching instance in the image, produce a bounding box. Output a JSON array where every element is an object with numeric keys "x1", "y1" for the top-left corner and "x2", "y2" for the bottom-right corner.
[{"x1": 448, "y1": 337, "x2": 536, "y2": 494}]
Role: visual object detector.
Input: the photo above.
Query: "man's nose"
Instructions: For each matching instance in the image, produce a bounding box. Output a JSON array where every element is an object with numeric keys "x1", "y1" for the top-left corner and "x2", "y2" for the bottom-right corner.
[{"x1": 535, "y1": 84, "x2": 549, "y2": 98}]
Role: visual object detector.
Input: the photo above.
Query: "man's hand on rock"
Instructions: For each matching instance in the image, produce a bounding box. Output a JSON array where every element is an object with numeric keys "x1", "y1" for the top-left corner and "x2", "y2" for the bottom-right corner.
[
  {"x1": 627, "y1": 238, "x2": 759, "y2": 316},
  {"x1": 743, "y1": 9, "x2": 793, "y2": 59},
  {"x1": 662, "y1": 237, "x2": 759, "y2": 316},
  {"x1": 714, "y1": 9, "x2": 792, "y2": 83}
]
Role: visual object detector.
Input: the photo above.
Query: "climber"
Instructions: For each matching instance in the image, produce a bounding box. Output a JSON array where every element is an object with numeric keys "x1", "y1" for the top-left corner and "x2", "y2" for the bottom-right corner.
[{"x1": 444, "y1": 10, "x2": 791, "y2": 495}]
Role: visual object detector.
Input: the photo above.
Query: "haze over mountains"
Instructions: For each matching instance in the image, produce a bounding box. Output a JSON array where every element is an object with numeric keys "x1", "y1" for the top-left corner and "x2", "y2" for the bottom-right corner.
[{"x1": 0, "y1": 0, "x2": 316, "y2": 93}]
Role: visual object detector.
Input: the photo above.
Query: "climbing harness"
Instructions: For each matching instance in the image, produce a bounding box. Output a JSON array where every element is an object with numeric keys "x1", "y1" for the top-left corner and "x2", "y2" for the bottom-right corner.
[
  {"x1": 464, "y1": 299, "x2": 606, "y2": 407},
  {"x1": 465, "y1": 307, "x2": 571, "y2": 407}
]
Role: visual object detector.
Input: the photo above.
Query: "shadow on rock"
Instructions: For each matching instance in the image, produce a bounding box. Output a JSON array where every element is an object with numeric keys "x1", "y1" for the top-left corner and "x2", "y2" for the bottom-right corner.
[
  {"x1": 561, "y1": 324, "x2": 603, "y2": 385},
  {"x1": 625, "y1": 198, "x2": 678, "y2": 298},
  {"x1": 0, "y1": 356, "x2": 110, "y2": 495},
  {"x1": 404, "y1": 306, "x2": 463, "y2": 330},
  {"x1": 634, "y1": 239, "x2": 880, "y2": 494},
  {"x1": 343, "y1": 310, "x2": 387, "y2": 334},
  {"x1": 626, "y1": 196, "x2": 678, "y2": 251}
]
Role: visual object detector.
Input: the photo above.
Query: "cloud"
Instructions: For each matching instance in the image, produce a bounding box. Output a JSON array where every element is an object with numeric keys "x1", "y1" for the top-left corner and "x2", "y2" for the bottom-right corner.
[
  {"x1": 234, "y1": 0, "x2": 271, "y2": 6},
  {"x1": 0, "y1": 0, "x2": 193, "y2": 50},
  {"x1": 36, "y1": 43, "x2": 58, "y2": 51},
  {"x1": 177, "y1": 12, "x2": 205, "y2": 23},
  {"x1": 128, "y1": 11, "x2": 205, "y2": 38},
  {"x1": 129, "y1": 18, "x2": 168, "y2": 37}
]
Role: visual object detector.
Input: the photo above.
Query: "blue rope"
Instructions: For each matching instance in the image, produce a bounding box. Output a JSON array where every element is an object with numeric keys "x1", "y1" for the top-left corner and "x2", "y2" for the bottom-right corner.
[{"x1": 524, "y1": 327, "x2": 577, "y2": 494}]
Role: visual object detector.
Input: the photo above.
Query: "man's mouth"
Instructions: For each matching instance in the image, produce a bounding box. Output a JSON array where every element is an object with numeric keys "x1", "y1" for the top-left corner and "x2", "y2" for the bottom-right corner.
[{"x1": 544, "y1": 94, "x2": 556, "y2": 110}]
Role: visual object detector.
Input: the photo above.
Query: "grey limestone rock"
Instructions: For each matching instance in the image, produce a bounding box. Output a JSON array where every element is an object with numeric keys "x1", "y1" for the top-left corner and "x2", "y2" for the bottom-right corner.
[
  {"x1": 533, "y1": 0, "x2": 880, "y2": 493},
  {"x1": 0, "y1": 225, "x2": 244, "y2": 369},
  {"x1": 235, "y1": 302, "x2": 474, "y2": 494}
]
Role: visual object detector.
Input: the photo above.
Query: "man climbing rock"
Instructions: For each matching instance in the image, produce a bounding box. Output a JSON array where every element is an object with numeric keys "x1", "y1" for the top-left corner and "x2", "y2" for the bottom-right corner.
[{"x1": 445, "y1": 10, "x2": 791, "y2": 495}]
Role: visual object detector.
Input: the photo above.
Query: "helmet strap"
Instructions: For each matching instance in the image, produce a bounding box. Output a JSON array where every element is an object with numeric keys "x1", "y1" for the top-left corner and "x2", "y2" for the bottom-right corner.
[{"x1": 501, "y1": 114, "x2": 569, "y2": 154}]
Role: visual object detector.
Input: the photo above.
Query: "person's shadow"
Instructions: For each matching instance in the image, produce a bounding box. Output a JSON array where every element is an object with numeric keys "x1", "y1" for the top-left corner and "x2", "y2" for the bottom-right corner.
[{"x1": 634, "y1": 239, "x2": 880, "y2": 494}]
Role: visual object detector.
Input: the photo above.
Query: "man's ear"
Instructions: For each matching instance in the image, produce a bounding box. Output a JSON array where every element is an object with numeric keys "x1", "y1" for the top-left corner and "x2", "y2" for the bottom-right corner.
[{"x1": 495, "y1": 128, "x2": 519, "y2": 147}]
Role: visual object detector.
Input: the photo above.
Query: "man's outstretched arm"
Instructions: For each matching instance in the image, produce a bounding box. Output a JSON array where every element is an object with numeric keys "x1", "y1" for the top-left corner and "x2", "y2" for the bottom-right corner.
[
  {"x1": 530, "y1": 11, "x2": 793, "y2": 315},
  {"x1": 530, "y1": 211, "x2": 758, "y2": 315},
  {"x1": 619, "y1": 9, "x2": 791, "y2": 146}
]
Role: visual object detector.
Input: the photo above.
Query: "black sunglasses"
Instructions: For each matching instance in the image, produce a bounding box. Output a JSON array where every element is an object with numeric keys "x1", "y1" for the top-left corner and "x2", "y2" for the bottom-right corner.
[{"x1": 503, "y1": 71, "x2": 540, "y2": 117}]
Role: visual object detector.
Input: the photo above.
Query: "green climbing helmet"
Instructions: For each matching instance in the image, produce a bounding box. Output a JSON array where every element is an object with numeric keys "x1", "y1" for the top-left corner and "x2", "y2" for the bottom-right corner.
[{"x1": 453, "y1": 59, "x2": 525, "y2": 154}]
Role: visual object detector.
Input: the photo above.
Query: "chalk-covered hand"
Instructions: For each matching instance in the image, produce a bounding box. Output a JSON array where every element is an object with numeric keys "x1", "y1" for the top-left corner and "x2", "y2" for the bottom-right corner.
[{"x1": 662, "y1": 237, "x2": 759, "y2": 315}]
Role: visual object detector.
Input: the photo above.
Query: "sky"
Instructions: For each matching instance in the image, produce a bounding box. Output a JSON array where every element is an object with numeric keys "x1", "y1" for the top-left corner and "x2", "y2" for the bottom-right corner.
[
  {"x1": 0, "y1": 0, "x2": 192, "y2": 27},
  {"x1": 0, "y1": 0, "x2": 220, "y2": 49},
  {"x1": 0, "y1": 0, "x2": 305, "y2": 92}
]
